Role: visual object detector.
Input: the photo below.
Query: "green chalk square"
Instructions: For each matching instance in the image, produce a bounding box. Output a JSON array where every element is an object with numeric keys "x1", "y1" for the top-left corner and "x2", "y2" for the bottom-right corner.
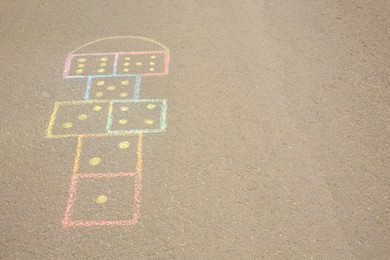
[{"x1": 106, "y1": 99, "x2": 167, "y2": 134}]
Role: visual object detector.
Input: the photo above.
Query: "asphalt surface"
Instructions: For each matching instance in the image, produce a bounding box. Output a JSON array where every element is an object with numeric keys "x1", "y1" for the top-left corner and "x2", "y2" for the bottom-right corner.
[{"x1": 1, "y1": 1, "x2": 389, "y2": 259}]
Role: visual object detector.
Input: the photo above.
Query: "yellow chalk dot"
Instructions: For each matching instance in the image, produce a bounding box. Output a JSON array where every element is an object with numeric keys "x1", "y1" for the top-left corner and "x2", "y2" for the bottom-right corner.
[
  {"x1": 63, "y1": 122, "x2": 73, "y2": 128},
  {"x1": 120, "y1": 92, "x2": 128, "y2": 97},
  {"x1": 118, "y1": 141, "x2": 130, "y2": 149},
  {"x1": 144, "y1": 119, "x2": 154, "y2": 125},
  {"x1": 78, "y1": 114, "x2": 87, "y2": 120},
  {"x1": 121, "y1": 80, "x2": 129, "y2": 85},
  {"x1": 78, "y1": 58, "x2": 86, "y2": 62},
  {"x1": 123, "y1": 68, "x2": 130, "y2": 72},
  {"x1": 89, "y1": 157, "x2": 101, "y2": 166},
  {"x1": 75, "y1": 69, "x2": 84, "y2": 74},
  {"x1": 97, "y1": 80, "x2": 105, "y2": 86},
  {"x1": 149, "y1": 68, "x2": 155, "y2": 72},
  {"x1": 149, "y1": 62, "x2": 155, "y2": 65},
  {"x1": 120, "y1": 106, "x2": 129, "y2": 111},
  {"x1": 119, "y1": 119, "x2": 128, "y2": 124},
  {"x1": 96, "y1": 195, "x2": 108, "y2": 204},
  {"x1": 96, "y1": 92, "x2": 104, "y2": 97},
  {"x1": 77, "y1": 64, "x2": 85, "y2": 68},
  {"x1": 97, "y1": 68, "x2": 105, "y2": 73},
  {"x1": 136, "y1": 62, "x2": 142, "y2": 66},
  {"x1": 150, "y1": 55, "x2": 156, "y2": 59},
  {"x1": 100, "y1": 57, "x2": 108, "y2": 61},
  {"x1": 147, "y1": 104, "x2": 156, "y2": 109},
  {"x1": 100, "y1": 62, "x2": 107, "y2": 67},
  {"x1": 93, "y1": 105, "x2": 102, "y2": 111},
  {"x1": 107, "y1": 85, "x2": 115, "y2": 91},
  {"x1": 123, "y1": 62, "x2": 130, "y2": 66},
  {"x1": 125, "y1": 57, "x2": 131, "y2": 60}
]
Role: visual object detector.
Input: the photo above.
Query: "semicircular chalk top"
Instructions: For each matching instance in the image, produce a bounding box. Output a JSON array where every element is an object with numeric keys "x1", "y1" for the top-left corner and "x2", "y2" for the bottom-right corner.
[{"x1": 64, "y1": 36, "x2": 170, "y2": 78}]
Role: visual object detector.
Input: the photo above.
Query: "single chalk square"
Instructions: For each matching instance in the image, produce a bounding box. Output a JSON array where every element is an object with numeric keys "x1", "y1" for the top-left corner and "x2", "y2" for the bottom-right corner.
[
  {"x1": 84, "y1": 75, "x2": 141, "y2": 101},
  {"x1": 63, "y1": 173, "x2": 141, "y2": 227},
  {"x1": 64, "y1": 54, "x2": 116, "y2": 78},
  {"x1": 107, "y1": 99, "x2": 167, "y2": 134},
  {"x1": 116, "y1": 51, "x2": 169, "y2": 76},
  {"x1": 77, "y1": 134, "x2": 141, "y2": 174},
  {"x1": 46, "y1": 101, "x2": 111, "y2": 138}
]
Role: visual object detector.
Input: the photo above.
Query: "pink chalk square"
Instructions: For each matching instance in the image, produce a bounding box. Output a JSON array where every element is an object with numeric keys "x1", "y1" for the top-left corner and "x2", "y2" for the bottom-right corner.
[
  {"x1": 64, "y1": 54, "x2": 116, "y2": 78},
  {"x1": 63, "y1": 173, "x2": 141, "y2": 227}
]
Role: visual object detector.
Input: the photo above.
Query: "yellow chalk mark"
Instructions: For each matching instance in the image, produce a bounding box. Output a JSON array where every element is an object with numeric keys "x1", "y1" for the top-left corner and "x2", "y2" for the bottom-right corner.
[
  {"x1": 144, "y1": 119, "x2": 154, "y2": 125},
  {"x1": 71, "y1": 36, "x2": 169, "y2": 54},
  {"x1": 97, "y1": 68, "x2": 105, "y2": 73},
  {"x1": 75, "y1": 69, "x2": 84, "y2": 74},
  {"x1": 123, "y1": 62, "x2": 130, "y2": 66},
  {"x1": 120, "y1": 106, "x2": 129, "y2": 111},
  {"x1": 100, "y1": 57, "x2": 108, "y2": 62},
  {"x1": 63, "y1": 122, "x2": 73, "y2": 128},
  {"x1": 96, "y1": 92, "x2": 104, "y2": 97},
  {"x1": 150, "y1": 55, "x2": 156, "y2": 59},
  {"x1": 123, "y1": 68, "x2": 129, "y2": 72},
  {"x1": 97, "y1": 80, "x2": 105, "y2": 86},
  {"x1": 147, "y1": 104, "x2": 156, "y2": 109},
  {"x1": 100, "y1": 62, "x2": 107, "y2": 67},
  {"x1": 78, "y1": 114, "x2": 87, "y2": 120},
  {"x1": 121, "y1": 80, "x2": 129, "y2": 85},
  {"x1": 125, "y1": 57, "x2": 131, "y2": 60},
  {"x1": 119, "y1": 119, "x2": 128, "y2": 124},
  {"x1": 119, "y1": 141, "x2": 130, "y2": 149},
  {"x1": 96, "y1": 195, "x2": 108, "y2": 204},
  {"x1": 149, "y1": 62, "x2": 155, "y2": 65},
  {"x1": 136, "y1": 62, "x2": 142, "y2": 66},
  {"x1": 93, "y1": 105, "x2": 102, "y2": 111},
  {"x1": 107, "y1": 85, "x2": 115, "y2": 91},
  {"x1": 46, "y1": 103, "x2": 60, "y2": 138},
  {"x1": 77, "y1": 64, "x2": 85, "y2": 68},
  {"x1": 149, "y1": 68, "x2": 155, "y2": 72},
  {"x1": 120, "y1": 92, "x2": 128, "y2": 97},
  {"x1": 89, "y1": 157, "x2": 101, "y2": 166},
  {"x1": 78, "y1": 58, "x2": 86, "y2": 62}
]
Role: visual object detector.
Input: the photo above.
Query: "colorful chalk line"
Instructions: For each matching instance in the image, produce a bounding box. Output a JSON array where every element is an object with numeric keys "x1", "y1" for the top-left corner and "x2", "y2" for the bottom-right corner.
[{"x1": 46, "y1": 36, "x2": 170, "y2": 227}]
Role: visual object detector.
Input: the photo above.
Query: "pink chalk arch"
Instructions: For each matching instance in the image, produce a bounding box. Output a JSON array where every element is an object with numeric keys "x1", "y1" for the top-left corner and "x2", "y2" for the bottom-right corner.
[{"x1": 46, "y1": 36, "x2": 170, "y2": 228}]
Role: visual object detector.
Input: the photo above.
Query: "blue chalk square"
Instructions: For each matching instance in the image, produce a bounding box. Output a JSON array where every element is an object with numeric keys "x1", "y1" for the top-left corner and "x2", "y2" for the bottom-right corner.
[{"x1": 84, "y1": 75, "x2": 141, "y2": 101}]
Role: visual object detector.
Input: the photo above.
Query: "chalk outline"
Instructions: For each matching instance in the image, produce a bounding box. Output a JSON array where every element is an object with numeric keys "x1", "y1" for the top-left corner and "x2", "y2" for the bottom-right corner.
[
  {"x1": 45, "y1": 99, "x2": 166, "y2": 138},
  {"x1": 63, "y1": 133, "x2": 143, "y2": 227},
  {"x1": 83, "y1": 75, "x2": 142, "y2": 101},
  {"x1": 70, "y1": 36, "x2": 169, "y2": 54},
  {"x1": 53, "y1": 36, "x2": 169, "y2": 228},
  {"x1": 63, "y1": 51, "x2": 170, "y2": 78},
  {"x1": 106, "y1": 99, "x2": 167, "y2": 134}
]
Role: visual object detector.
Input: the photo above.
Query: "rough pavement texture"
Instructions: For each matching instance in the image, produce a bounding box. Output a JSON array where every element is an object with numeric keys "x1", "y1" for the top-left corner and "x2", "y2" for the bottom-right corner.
[{"x1": 1, "y1": 1, "x2": 389, "y2": 259}]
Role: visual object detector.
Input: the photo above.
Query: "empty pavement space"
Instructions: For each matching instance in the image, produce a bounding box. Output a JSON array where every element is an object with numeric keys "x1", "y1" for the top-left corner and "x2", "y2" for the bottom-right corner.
[{"x1": 1, "y1": 1, "x2": 389, "y2": 259}]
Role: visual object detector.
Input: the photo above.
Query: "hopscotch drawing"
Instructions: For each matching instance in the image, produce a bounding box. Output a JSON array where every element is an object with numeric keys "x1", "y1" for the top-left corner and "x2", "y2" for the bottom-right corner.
[{"x1": 46, "y1": 36, "x2": 170, "y2": 227}]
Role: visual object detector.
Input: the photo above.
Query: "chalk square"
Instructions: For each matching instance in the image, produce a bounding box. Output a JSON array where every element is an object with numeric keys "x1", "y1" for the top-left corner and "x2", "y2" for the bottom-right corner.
[
  {"x1": 63, "y1": 173, "x2": 141, "y2": 227},
  {"x1": 116, "y1": 51, "x2": 169, "y2": 76},
  {"x1": 46, "y1": 101, "x2": 112, "y2": 138},
  {"x1": 65, "y1": 54, "x2": 115, "y2": 78},
  {"x1": 84, "y1": 75, "x2": 141, "y2": 101},
  {"x1": 78, "y1": 134, "x2": 140, "y2": 174},
  {"x1": 107, "y1": 99, "x2": 167, "y2": 134}
]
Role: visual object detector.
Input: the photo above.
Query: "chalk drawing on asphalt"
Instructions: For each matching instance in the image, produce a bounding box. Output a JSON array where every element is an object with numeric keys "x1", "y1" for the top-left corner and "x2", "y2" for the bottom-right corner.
[{"x1": 46, "y1": 36, "x2": 170, "y2": 227}]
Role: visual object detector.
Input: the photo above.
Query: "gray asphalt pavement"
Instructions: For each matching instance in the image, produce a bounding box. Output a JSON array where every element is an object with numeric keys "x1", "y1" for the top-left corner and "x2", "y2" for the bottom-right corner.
[{"x1": 1, "y1": 1, "x2": 389, "y2": 259}]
